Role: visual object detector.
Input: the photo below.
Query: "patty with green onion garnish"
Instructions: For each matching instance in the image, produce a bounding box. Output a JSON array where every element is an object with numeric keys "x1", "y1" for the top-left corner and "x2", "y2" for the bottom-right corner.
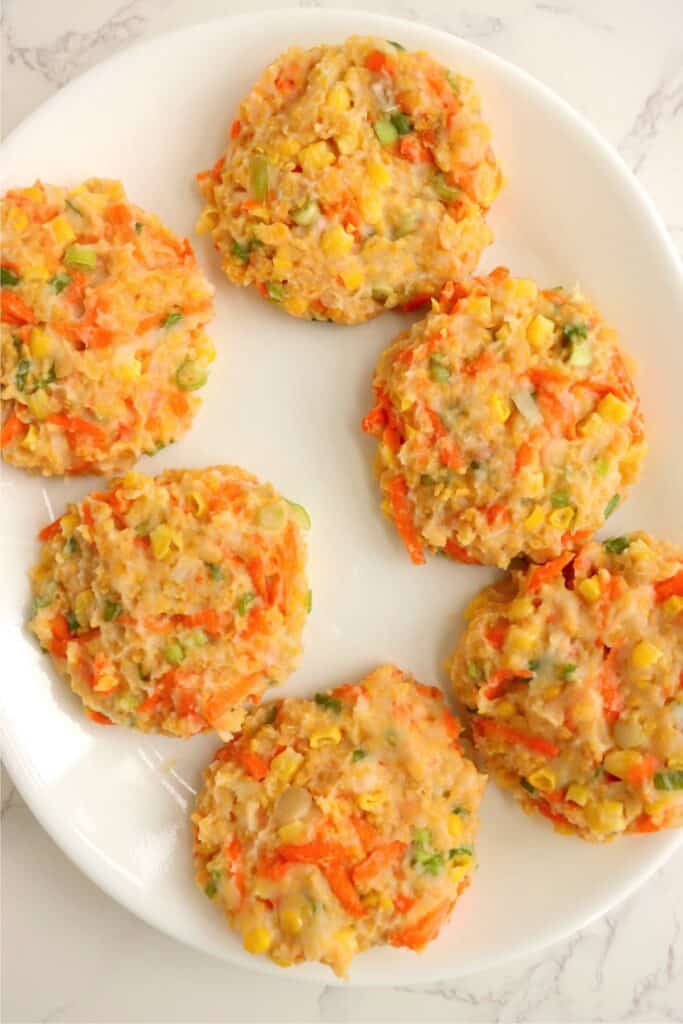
[
  {"x1": 196, "y1": 35, "x2": 502, "y2": 324},
  {"x1": 29, "y1": 466, "x2": 310, "y2": 737},
  {"x1": 1, "y1": 178, "x2": 214, "y2": 475},
  {"x1": 450, "y1": 532, "x2": 683, "y2": 840},
  {"x1": 362, "y1": 268, "x2": 646, "y2": 568}
]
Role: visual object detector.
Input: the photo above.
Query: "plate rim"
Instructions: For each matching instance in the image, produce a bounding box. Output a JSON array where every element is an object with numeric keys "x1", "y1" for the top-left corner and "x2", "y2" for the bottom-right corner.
[{"x1": 1, "y1": 7, "x2": 682, "y2": 987}]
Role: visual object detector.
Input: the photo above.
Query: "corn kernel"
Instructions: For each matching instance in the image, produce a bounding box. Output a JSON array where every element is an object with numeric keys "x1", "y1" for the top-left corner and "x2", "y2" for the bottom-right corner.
[
  {"x1": 585, "y1": 800, "x2": 625, "y2": 834},
  {"x1": 578, "y1": 576, "x2": 602, "y2": 603},
  {"x1": 662, "y1": 596, "x2": 683, "y2": 617},
  {"x1": 272, "y1": 249, "x2": 293, "y2": 277},
  {"x1": 46, "y1": 214, "x2": 76, "y2": 246},
  {"x1": 357, "y1": 791, "x2": 384, "y2": 811},
  {"x1": 524, "y1": 505, "x2": 545, "y2": 530},
  {"x1": 494, "y1": 699, "x2": 515, "y2": 719},
  {"x1": 448, "y1": 863, "x2": 470, "y2": 885},
  {"x1": 566, "y1": 783, "x2": 589, "y2": 806},
  {"x1": 527, "y1": 314, "x2": 555, "y2": 348},
  {"x1": 379, "y1": 894, "x2": 394, "y2": 912},
  {"x1": 150, "y1": 524, "x2": 173, "y2": 560},
  {"x1": 335, "y1": 129, "x2": 360, "y2": 156},
  {"x1": 667, "y1": 756, "x2": 683, "y2": 770},
  {"x1": 195, "y1": 207, "x2": 219, "y2": 234},
  {"x1": 528, "y1": 768, "x2": 556, "y2": 792},
  {"x1": 506, "y1": 625, "x2": 536, "y2": 652},
  {"x1": 269, "y1": 747, "x2": 303, "y2": 783},
  {"x1": 93, "y1": 673, "x2": 118, "y2": 694},
  {"x1": 549, "y1": 506, "x2": 575, "y2": 530},
  {"x1": 465, "y1": 295, "x2": 492, "y2": 321},
  {"x1": 113, "y1": 358, "x2": 141, "y2": 382},
  {"x1": 29, "y1": 264, "x2": 50, "y2": 281},
  {"x1": 508, "y1": 597, "x2": 534, "y2": 621},
  {"x1": 334, "y1": 928, "x2": 358, "y2": 953},
  {"x1": 243, "y1": 927, "x2": 272, "y2": 955},
  {"x1": 571, "y1": 701, "x2": 595, "y2": 723},
  {"x1": 280, "y1": 907, "x2": 304, "y2": 935},
  {"x1": 448, "y1": 813, "x2": 464, "y2": 838},
  {"x1": 464, "y1": 590, "x2": 490, "y2": 622},
  {"x1": 505, "y1": 277, "x2": 537, "y2": 301},
  {"x1": 309, "y1": 726, "x2": 342, "y2": 748},
  {"x1": 277, "y1": 821, "x2": 308, "y2": 844},
  {"x1": 603, "y1": 750, "x2": 643, "y2": 779},
  {"x1": 631, "y1": 641, "x2": 662, "y2": 669},
  {"x1": 360, "y1": 191, "x2": 383, "y2": 224},
  {"x1": 341, "y1": 266, "x2": 363, "y2": 292},
  {"x1": 20, "y1": 424, "x2": 39, "y2": 450},
  {"x1": 525, "y1": 472, "x2": 545, "y2": 499},
  {"x1": 23, "y1": 186, "x2": 43, "y2": 203},
  {"x1": 8, "y1": 207, "x2": 28, "y2": 232},
  {"x1": 543, "y1": 684, "x2": 561, "y2": 701},
  {"x1": 326, "y1": 82, "x2": 351, "y2": 111},
  {"x1": 27, "y1": 390, "x2": 50, "y2": 420},
  {"x1": 300, "y1": 141, "x2": 335, "y2": 175},
  {"x1": 75, "y1": 589, "x2": 95, "y2": 626},
  {"x1": 321, "y1": 225, "x2": 354, "y2": 257},
  {"x1": 29, "y1": 327, "x2": 52, "y2": 359},
  {"x1": 489, "y1": 392, "x2": 511, "y2": 423},
  {"x1": 187, "y1": 489, "x2": 206, "y2": 517},
  {"x1": 368, "y1": 160, "x2": 391, "y2": 187},
  {"x1": 597, "y1": 393, "x2": 631, "y2": 425}
]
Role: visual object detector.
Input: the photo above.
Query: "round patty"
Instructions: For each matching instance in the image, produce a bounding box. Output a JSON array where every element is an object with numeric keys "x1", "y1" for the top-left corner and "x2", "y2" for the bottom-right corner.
[
  {"x1": 362, "y1": 268, "x2": 646, "y2": 568},
  {"x1": 29, "y1": 466, "x2": 310, "y2": 737},
  {"x1": 450, "y1": 532, "x2": 683, "y2": 840},
  {"x1": 193, "y1": 664, "x2": 485, "y2": 977},
  {"x1": 1, "y1": 178, "x2": 214, "y2": 475},
  {"x1": 196, "y1": 35, "x2": 501, "y2": 324}
]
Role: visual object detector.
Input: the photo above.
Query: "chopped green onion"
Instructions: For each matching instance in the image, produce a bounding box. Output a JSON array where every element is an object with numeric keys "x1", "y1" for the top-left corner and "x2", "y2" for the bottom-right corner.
[
  {"x1": 559, "y1": 663, "x2": 577, "y2": 680},
  {"x1": 306, "y1": 589, "x2": 312, "y2": 614},
  {"x1": 595, "y1": 456, "x2": 610, "y2": 478},
  {"x1": 433, "y1": 173, "x2": 460, "y2": 202},
  {"x1": 64, "y1": 244, "x2": 96, "y2": 271},
  {"x1": 429, "y1": 356, "x2": 451, "y2": 382},
  {"x1": 390, "y1": 111, "x2": 412, "y2": 135},
  {"x1": 446, "y1": 70, "x2": 460, "y2": 93},
  {"x1": 286, "y1": 500, "x2": 311, "y2": 529},
  {"x1": 50, "y1": 272, "x2": 71, "y2": 294},
  {"x1": 604, "y1": 494, "x2": 620, "y2": 519},
  {"x1": 257, "y1": 502, "x2": 285, "y2": 530},
  {"x1": 567, "y1": 336, "x2": 592, "y2": 367},
  {"x1": 291, "y1": 198, "x2": 320, "y2": 226},
  {"x1": 183, "y1": 629, "x2": 209, "y2": 649},
  {"x1": 134, "y1": 221, "x2": 143, "y2": 234},
  {"x1": 206, "y1": 561, "x2": 224, "y2": 581},
  {"x1": 394, "y1": 210, "x2": 420, "y2": 238},
  {"x1": 175, "y1": 359, "x2": 207, "y2": 391},
  {"x1": 604, "y1": 536, "x2": 631, "y2": 555},
  {"x1": 236, "y1": 592, "x2": 256, "y2": 616},
  {"x1": 163, "y1": 640, "x2": 185, "y2": 666},
  {"x1": 204, "y1": 872, "x2": 221, "y2": 898},
  {"x1": 65, "y1": 198, "x2": 82, "y2": 215},
  {"x1": 352, "y1": 748, "x2": 367, "y2": 762},
  {"x1": 64, "y1": 536, "x2": 79, "y2": 555},
  {"x1": 266, "y1": 281, "x2": 285, "y2": 302},
  {"x1": 654, "y1": 770, "x2": 683, "y2": 791},
  {"x1": 562, "y1": 322, "x2": 588, "y2": 342},
  {"x1": 374, "y1": 118, "x2": 399, "y2": 145},
  {"x1": 315, "y1": 692, "x2": 342, "y2": 713},
  {"x1": 520, "y1": 778, "x2": 536, "y2": 794},
  {"x1": 421, "y1": 853, "x2": 444, "y2": 875},
  {"x1": 528, "y1": 659, "x2": 541, "y2": 672},
  {"x1": 135, "y1": 520, "x2": 153, "y2": 537},
  {"x1": 66, "y1": 610, "x2": 79, "y2": 634},
  {"x1": 448, "y1": 845, "x2": 473, "y2": 861},
  {"x1": 1, "y1": 267, "x2": 19, "y2": 286},
  {"x1": 387, "y1": 39, "x2": 405, "y2": 50},
  {"x1": 550, "y1": 489, "x2": 570, "y2": 509},
  {"x1": 250, "y1": 153, "x2": 269, "y2": 200},
  {"x1": 452, "y1": 805, "x2": 470, "y2": 817},
  {"x1": 412, "y1": 827, "x2": 431, "y2": 847},
  {"x1": 163, "y1": 310, "x2": 184, "y2": 329},
  {"x1": 467, "y1": 661, "x2": 483, "y2": 681},
  {"x1": 15, "y1": 358, "x2": 30, "y2": 392},
  {"x1": 264, "y1": 704, "x2": 278, "y2": 724},
  {"x1": 103, "y1": 600, "x2": 122, "y2": 622},
  {"x1": 38, "y1": 365, "x2": 56, "y2": 389},
  {"x1": 33, "y1": 580, "x2": 56, "y2": 609},
  {"x1": 231, "y1": 240, "x2": 251, "y2": 263}
]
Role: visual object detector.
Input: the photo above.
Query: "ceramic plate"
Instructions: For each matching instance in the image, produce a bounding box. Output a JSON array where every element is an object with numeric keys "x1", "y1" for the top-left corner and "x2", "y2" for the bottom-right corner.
[{"x1": 1, "y1": 9, "x2": 682, "y2": 986}]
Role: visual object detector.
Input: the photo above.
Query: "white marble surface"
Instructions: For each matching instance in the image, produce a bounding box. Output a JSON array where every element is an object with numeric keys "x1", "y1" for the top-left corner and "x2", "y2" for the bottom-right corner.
[{"x1": 2, "y1": 1, "x2": 682, "y2": 1021}]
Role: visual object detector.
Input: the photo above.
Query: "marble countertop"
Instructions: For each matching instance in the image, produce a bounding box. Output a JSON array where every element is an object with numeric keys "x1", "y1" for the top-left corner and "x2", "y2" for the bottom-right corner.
[{"x1": 2, "y1": 1, "x2": 682, "y2": 1021}]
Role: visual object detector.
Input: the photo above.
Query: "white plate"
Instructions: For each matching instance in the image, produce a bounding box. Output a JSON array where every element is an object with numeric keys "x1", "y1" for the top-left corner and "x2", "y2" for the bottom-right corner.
[{"x1": 1, "y1": 9, "x2": 682, "y2": 987}]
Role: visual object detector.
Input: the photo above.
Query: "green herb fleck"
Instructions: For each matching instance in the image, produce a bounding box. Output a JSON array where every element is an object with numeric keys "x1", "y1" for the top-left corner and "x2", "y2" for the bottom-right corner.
[
  {"x1": 467, "y1": 661, "x2": 483, "y2": 681},
  {"x1": 448, "y1": 845, "x2": 473, "y2": 861},
  {"x1": 559, "y1": 663, "x2": 577, "y2": 680},
  {"x1": 604, "y1": 536, "x2": 630, "y2": 555},
  {"x1": 66, "y1": 610, "x2": 79, "y2": 633},
  {"x1": 103, "y1": 600, "x2": 122, "y2": 622},
  {"x1": 528, "y1": 659, "x2": 541, "y2": 672},
  {"x1": 134, "y1": 221, "x2": 143, "y2": 235},
  {"x1": 654, "y1": 771, "x2": 683, "y2": 791},
  {"x1": 15, "y1": 358, "x2": 30, "y2": 392},
  {"x1": 352, "y1": 748, "x2": 367, "y2": 762},
  {"x1": 429, "y1": 356, "x2": 451, "y2": 382},
  {"x1": 204, "y1": 871, "x2": 221, "y2": 898},
  {"x1": 1, "y1": 267, "x2": 20, "y2": 287},
  {"x1": 206, "y1": 561, "x2": 224, "y2": 581},
  {"x1": 604, "y1": 494, "x2": 620, "y2": 519},
  {"x1": 550, "y1": 489, "x2": 570, "y2": 509},
  {"x1": 314, "y1": 692, "x2": 342, "y2": 713},
  {"x1": 65, "y1": 198, "x2": 82, "y2": 215},
  {"x1": 50, "y1": 272, "x2": 71, "y2": 294},
  {"x1": 236, "y1": 592, "x2": 256, "y2": 616},
  {"x1": 163, "y1": 310, "x2": 183, "y2": 329},
  {"x1": 520, "y1": 778, "x2": 536, "y2": 794},
  {"x1": 266, "y1": 281, "x2": 285, "y2": 302},
  {"x1": 163, "y1": 640, "x2": 185, "y2": 666},
  {"x1": 562, "y1": 322, "x2": 588, "y2": 342},
  {"x1": 306, "y1": 588, "x2": 313, "y2": 614},
  {"x1": 64, "y1": 536, "x2": 79, "y2": 555},
  {"x1": 387, "y1": 39, "x2": 405, "y2": 50},
  {"x1": 231, "y1": 240, "x2": 251, "y2": 264},
  {"x1": 390, "y1": 111, "x2": 413, "y2": 136}
]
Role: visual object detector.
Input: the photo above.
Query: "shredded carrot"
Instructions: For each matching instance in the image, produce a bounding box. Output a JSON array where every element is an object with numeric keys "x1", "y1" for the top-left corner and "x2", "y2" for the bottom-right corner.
[
  {"x1": 38, "y1": 517, "x2": 63, "y2": 542},
  {"x1": 388, "y1": 476, "x2": 425, "y2": 565},
  {"x1": 627, "y1": 754, "x2": 659, "y2": 786},
  {"x1": 474, "y1": 717, "x2": 560, "y2": 758},
  {"x1": 394, "y1": 893, "x2": 416, "y2": 915},
  {"x1": 230, "y1": 119, "x2": 241, "y2": 139},
  {"x1": 237, "y1": 748, "x2": 269, "y2": 781},
  {"x1": 598, "y1": 648, "x2": 623, "y2": 725},
  {"x1": 389, "y1": 901, "x2": 452, "y2": 950},
  {"x1": 332, "y1": 683, "x2": 363, "y2": 702},
  {"x1": 1, "y1": 409, "x2": 28, "y2": 447},
  {"x1": 351, "y1": 815, "x2": 381, "y2": 852},
  {"x1": 633, "y1": 814, "x2": 659, "y2": 834},
  {"x1": 484, "y1": 617, "x2": 509, "y2": 651},
  {"x1": 399, "y1": 293, "x2": 432, "y2": 313},
  {"x1": 49, "y1": 613, "x2": 71, "y2": 659},
  {"x1": 85, "y1": 708, "x2": 114, "y2": 725},
  {"x1": 514, "y1": 441, "x2": 534, "y2": 474},
  {"x1": 527, "y1": 553, "x2": 573, "y2": 593},
  {"x1": 184, "y1": 608, "x2": 223, "y2": 636},
  {"x1": 225, "y1": 837, "x2": 246, "y2": 896},
  {"x1": 352, "y1": 841, "x2": 406, "y2": 887},
  {"x1": 1, "y1": 290, "x2": 35, "y2": 325},
  {"x1": 136, "y1": 312, "x2": 162, "y2": 335},
  {"x1": 47, "y1": 414, "x2": 108, "y2": 449},
  {"x1": 483, "y1": 668, "x2": 533, "y2": 701},
  {"x1": 654, "y1": 569, "x2": 683, "y2": 603},
  {"x1": 442, "y1": 709, "x2": 462, "y2": 749},
  {"x1": 211, "y1": 155, "x2": 226, "y2": 182},
  {"x1": 444, "y1": 539, "x2": 480, "y2": 564},
  {"x1": 365, "y1": 50, "x2": 396, "y2": 75},
  {"x1": 463, "y1": 349, "x2": 497, "y2": 376},
  {"x1": 361, "y1": 404, "x2": 387, "y2": 436},
  {"x1": 322, "y1": 862, "x2": 366, "y2": 919},
  {"x1": 398, "y1": 135, "x2": 432, "y2": 163}
]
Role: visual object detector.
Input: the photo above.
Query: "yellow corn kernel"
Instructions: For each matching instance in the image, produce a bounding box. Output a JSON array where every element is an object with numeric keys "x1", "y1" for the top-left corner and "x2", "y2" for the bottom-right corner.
[
  {"x1": 506, "y1": 625, "x2": 536, "y2": 652},
  {"x1": 524, "y1": 505, "x2": 546, "y2": 530},
  {"x1": 195, "y1": 207, "x2": 219, "y2": 235},
  {"x1": 571, "y1": 701, "x2": 595, "y2": 723},
  {"x1": 585, "y1": 800, "x2": 625, "y2": 834},
  {"x1": 27, "y1": 390, "x2": 50, "y2": 420},
  {"x1": 29, "y1": 327, "x2": 52, "y2": 359},
  {"x1": 46, "y1": 214, "x2": 76, "y2": 246},
  {"x1": 662, "y1": 596, "x2": 683, "y2": 617},
  {"x1": 566, "y1": 783, "x2": 589, "y2": 807},
  {"x1": 326, "y1": 82, "x2": 351, "y2": 111},
  {"x1": 495, "y1": 322, "x2": 511, "y2": 342},
  {"x1": 334, "y1": 928, "x2": 358, "y2": 954},
  {"x1": 309, "y1": 725, "x2": 342, "y2": 748},
  {"x1": 58, "y1": 513, "x2": 78, "y2": 538},
  {"x1": 526, "y1": 314, "x2": 555, "y2": 348},
  {"x1": 464, "y1": 591, "x2": 491, "y2": 622},
  {"x1": 489, "y1": 392, "x2": 511, "y2": 423},
  {"x1": 448, "y1": 813, "x2": 464, "y2": 838},
  {"x1": 29, "y1": 264, "x2": 50, "y2": 281},
  {"x1": 269, "y1": 951, "x2": 293, "y2": 968},
  {"x1": 8, "y1": 207, "x2": 29, "y2": 232},
  {"x1": 357, "y1": 791, "x2": 384, "y2": 812},
  {"x1": 525, "y1": 471, "x2": 545, "y2": 499},
  {"x1": 187, "y1": 490, "x2": 206, "y2": 517},
  {"x1": 603, "y1": 749, "x2": 643, "y2": 779},
  {"x1": 543, "y1": 684, "x2": 561, "y2": 701},
  {"x1": 597, "y1": 393, "x2": 631, "y2": 425},
  {"x1": 363, "y1": 891, "x2": 380, "y2": 908},
  {"x1": 321, "y1": 225, "x2": 354, "y2": 257},
  {"x1": 277, "y1": 821, "x2": 308, "y2": 844},
  {"x1": 272, "y1": 249, "x2": 293, "y2": 277},
  {"x1": 150, "y1": 524, "x2": 173, "y2": 560},
  {"x1": 113, "y1": 358, "x2": 142, "y2": 382},
  {"x1": 269, "y1": 747, "x2": 303, "y2": 783},
  {"x1": 577, "y1": 576, "x2": 601, "y2": 603},
  {"x1": 335, "y1": 129, "x2": 360, "y2": 156},
  {"x1": 93, "y1": 673, "x2": 117, "y2": 694},
  {"x1": 667, "y1": 756, "x2": 683, "y2": 770},
  {"x1": 494, "y1": 699, "x2": 515, "y2": 719},
  {"x1": 243, "y1": 927, "x2": 272, "y2": 955},
  {"x1": 20, "y1": 424, "x2": 39, "y2": 450},
  {"x1": 465, "y1": 295, "x2": 492, "y2": 321},
  {"x1": 368, "y1": 160, "x2": 391, "y2": 187},
  {"x1": 74, "y1": 589, "x2": 95, "y2": 626},
  {"x1": 280, "y1": 907, "x2": 304, "y2": 935},
  {"x1": 508, "y1": 597, "x2": 534, "y2": 621},
  {"x1": 23, "y1": 186, "x2": 44, "y2": 203},
  {"x1": 359, "y1": 191, "x2": 383, "y2": 225},
  {"x1": 341, "y1": 266, "x2": 363, "y2": 292},
  {"x1": 252, "y1": 878, "x2": 272, "y2": 900},
  {"x1": 549, "y1": 506, "x2": 575, "y2": 530},
  {"x1": 631, "y1": 641, "x2": 662, "y2": 669},
  {"x1": 647, "y1": 797, "x2": 676, "y2": 818},
  {"x1": 378, "y1": 894, "x2": 394, "y2": 912},
  {"x1": 505, "y1": 277, "x2": 537, "y2": 301},
  {"x1": 448, "y1": 863, "x2": 471, "y2": 885},
  {"x1": 300, "y1": 141, "x2": 335, "y2": 175},
  {"x1": 528, "y1": 768, "x2": 556, "y2": 793}
]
